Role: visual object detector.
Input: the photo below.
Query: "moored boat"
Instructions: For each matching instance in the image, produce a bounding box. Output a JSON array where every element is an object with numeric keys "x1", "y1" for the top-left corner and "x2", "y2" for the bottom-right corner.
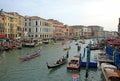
[
  {"x1": 22, "y1": 37, "x2": 35, "y2": 47},
  {"x1": 42, "y1": 39, "x2": 50, "y2": 44},
  {"x1": 101, "y1": 63, "x2": 120, "y2": 81},
  {"x1": 67, "y1": 55, "x2": 80, "y2": 71}
]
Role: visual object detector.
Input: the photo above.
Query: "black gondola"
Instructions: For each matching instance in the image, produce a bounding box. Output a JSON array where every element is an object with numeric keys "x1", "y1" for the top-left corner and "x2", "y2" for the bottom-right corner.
[{"x1": 47, "y1": 55, "x2": 68, "y2": 69}]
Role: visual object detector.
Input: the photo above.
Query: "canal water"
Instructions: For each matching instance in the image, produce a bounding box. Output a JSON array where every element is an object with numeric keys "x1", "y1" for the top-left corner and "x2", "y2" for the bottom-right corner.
[{"x1": 0, "y1": 39, "x2": 104, "y2": 81}]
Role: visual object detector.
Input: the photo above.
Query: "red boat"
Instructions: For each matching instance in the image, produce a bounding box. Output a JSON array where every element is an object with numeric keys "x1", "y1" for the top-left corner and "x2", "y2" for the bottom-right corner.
[{"x1": 19, "y1": 50, "x2": 41, "y2": 61}]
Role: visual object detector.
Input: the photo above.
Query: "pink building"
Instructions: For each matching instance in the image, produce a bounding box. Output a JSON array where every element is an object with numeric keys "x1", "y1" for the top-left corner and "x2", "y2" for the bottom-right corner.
[
  {"x1": 48, "y1": 19, "x2": 69, "y2": 39},
  {"x1": 69, "y1": 25, "x2": 83, "y2": 39}
]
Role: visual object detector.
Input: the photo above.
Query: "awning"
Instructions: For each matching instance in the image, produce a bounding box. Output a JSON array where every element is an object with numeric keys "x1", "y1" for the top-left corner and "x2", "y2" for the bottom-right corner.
[{"x1": 0, "y1": 35, "x2": 6, "y2": 38}]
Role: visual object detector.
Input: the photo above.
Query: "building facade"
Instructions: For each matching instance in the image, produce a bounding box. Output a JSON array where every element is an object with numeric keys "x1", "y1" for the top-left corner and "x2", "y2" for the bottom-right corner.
[
  {"x1": 48, "y1": 19, "x2": 69, "y2": 39},
  {"x1": 24, "y1": 16, "x2": 53, "y2": 39},
  {"x1": 88, "y1": 25, "x2": 104, "y2": 38},
  {"x1": 0, "y1": 10, "x2": 17, "y2": 38},
  {"x1": 0, "y1": 9, "x2": 24, "y2": 39},
  {"x1": 7, "y1": 12, "x2": 24, "y2": 38},
  {"x1": 83, "y1": 26, "x2": 92, "y2": 39},
  {"x1": 69, "y1": 25, "x2": 83, "y2": 39}
]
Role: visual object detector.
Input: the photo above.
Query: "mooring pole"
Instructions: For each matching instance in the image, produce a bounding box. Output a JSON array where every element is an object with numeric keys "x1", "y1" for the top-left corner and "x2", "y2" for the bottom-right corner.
[{"x1": 85, "y1": 41, "x2": 91, "y2": 78}]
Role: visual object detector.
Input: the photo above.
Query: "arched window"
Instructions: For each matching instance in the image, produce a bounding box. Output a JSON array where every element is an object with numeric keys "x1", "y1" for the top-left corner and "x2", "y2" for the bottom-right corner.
[
  {"x1": 36, "y1": 21, "x2": 38, "y2": 26},
  {"x1": 36, "y1": 28, "x2": 37, "y2": 32}
]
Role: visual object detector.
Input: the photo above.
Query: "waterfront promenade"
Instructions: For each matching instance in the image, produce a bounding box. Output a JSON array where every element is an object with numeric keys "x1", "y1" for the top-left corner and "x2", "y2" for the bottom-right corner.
[{"x1": 0, "y1": 39, "x2": 104, "y2": 81}]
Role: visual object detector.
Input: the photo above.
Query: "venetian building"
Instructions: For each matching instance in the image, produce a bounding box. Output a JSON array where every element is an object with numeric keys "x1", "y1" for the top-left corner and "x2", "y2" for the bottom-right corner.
[
  {"x1": 108, "y1": 31, "x2": 118, "y2": 38},
  {"x1": 48, "y1": 19, "x2": 68, "y2": 40},
  {"x1": 88, "y1": 25, "x2": 104, "y2": 38},
  {"x1": 0, "y1": 9, "x2": 17, "y2": 39},
  {"x1": 24, "y1": 16, "x2": 53, "y2": 39},
  {"x1": 83, "y1": 26, "x2": 92, "y2": 39},
  {"x1": 0, "y1": 9, "x2": 5, "y2": 36},
  {"x1": 69, "y1": 25, "x2": 83, "y2": 39},
  {"x1": 0, "y1": 9, "x2": 24, "y2": 39},
  {"x1": 7, "y1": 12, "x2": 24, "y2": 38},
  {"x1": 104, "y1": 31, "x2": 110, "y2": 38},
  {"x1": 103, "y1": 30, "x2": 118, "y2": 38},
  {"x1": 64, "y1": 25, "x2": 69, "y2": 38}
]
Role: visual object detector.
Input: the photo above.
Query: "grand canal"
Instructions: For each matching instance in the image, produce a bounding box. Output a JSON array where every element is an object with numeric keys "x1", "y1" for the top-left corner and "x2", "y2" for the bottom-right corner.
[{"x1": 0, "y1": 39, "x2": 104, "y2": 81}]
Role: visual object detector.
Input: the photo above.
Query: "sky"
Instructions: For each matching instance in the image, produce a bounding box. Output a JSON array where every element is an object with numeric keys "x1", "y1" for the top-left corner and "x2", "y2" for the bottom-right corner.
[{"x1": 0, "y1": 0, "x2": 120, "y2": 31}]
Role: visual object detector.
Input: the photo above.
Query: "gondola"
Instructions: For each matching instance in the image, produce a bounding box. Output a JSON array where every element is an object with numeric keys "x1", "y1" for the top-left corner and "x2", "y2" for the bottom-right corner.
[
  {"x1": 19, "y1": 50, "x2": 41, "y2": 61},
  {"x1": 47, "y1": 54, "x2": 69, "y2": 69}
]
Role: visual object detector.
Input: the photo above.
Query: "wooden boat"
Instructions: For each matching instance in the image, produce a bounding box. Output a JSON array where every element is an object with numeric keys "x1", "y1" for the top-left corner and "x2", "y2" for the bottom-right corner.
[
  {"x1": 81, "y1": 41, "x2": 85, "y2": 44},
  {"x1": 79, "y1": 40, "x2": 85, "y2": 44},
  {"x1": 16, "y1": 41, "x2": 22, "y2": 49},
  {"x1": 19, "y1": 50, "x2": 41, "y2": 61},
  {"x1": 17, "y1": 44, "x2": 22, "y2": 49},
  {"x1": 101, "y1": 63, "x2": 120, "y2": 81},
  {"x1": 97, "y1": 53, "x2": 114, "y2": 66},
  {"x1": 67, "y1": 56, "x2": 80, "y2": 71},
  {"x1": 3, "y1": 46, "x2": 10, "y2": 51},
  {"x1": 22, "y1": 37, "x2": 35, "y2": 47},
  {"x1": 47, "y1": 54, "x2": 69, "y2": 69},
  {"x1": 86, "y1": 44, "x2": 104, "y2": 50},
  {"x1": 33, "y1": 38, "x2": 42, "y2": 46},
  {"x1": 63, "y1": 46, "x2": 71, "y2": 51},
  {"x1": 42, "y1": 39, "x2": 49, "y2": 44}
]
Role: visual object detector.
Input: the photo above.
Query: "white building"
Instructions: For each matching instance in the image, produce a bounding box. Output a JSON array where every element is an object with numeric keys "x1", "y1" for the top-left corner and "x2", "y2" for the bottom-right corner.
[
  {"x1": 24, "y1": 16, "x2": 53, "y2": 39},
  {"x1": 83, "y1": 26, "x2": 92, "y2": 38}
]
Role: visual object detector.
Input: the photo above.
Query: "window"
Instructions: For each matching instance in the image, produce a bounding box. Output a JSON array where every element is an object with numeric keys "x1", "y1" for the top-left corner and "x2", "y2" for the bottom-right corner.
[
  {"x1": 25, "y1": 23, "x2": 27, "y2": 26},
  {"x1": 45, "y1": 22, "x2": 48, "y2": 26},
  {"x1": 29, "y1": 22, "x2": 31, "y2": 26},
  {"x1": 40, "y1": 21, "x2": 41, "y2": 25},
  {"x1": 43, "y1": 28, "x2": 49, "y2": 32},
  {"x1": 35, "y1": 35, "x2": 38, "y2": 37},
  {"x1": 36, "y1": 21, "x2": 38, "y2": 26},
  {"x1": 28, "y1": 35, "x2": 30, "y2": 37},
  {"x1": 44, "y1": 35, "x2": 46, "y2": 38},
  {"x1": 2, "y1": 18, "x2": 4, "y2": 20},
  {"x1": 29, "y1": 28, "x2": 31, "y2": 32},
  {"x1": 36, "y1": 28, "x2": 37, "y2": 32}
]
